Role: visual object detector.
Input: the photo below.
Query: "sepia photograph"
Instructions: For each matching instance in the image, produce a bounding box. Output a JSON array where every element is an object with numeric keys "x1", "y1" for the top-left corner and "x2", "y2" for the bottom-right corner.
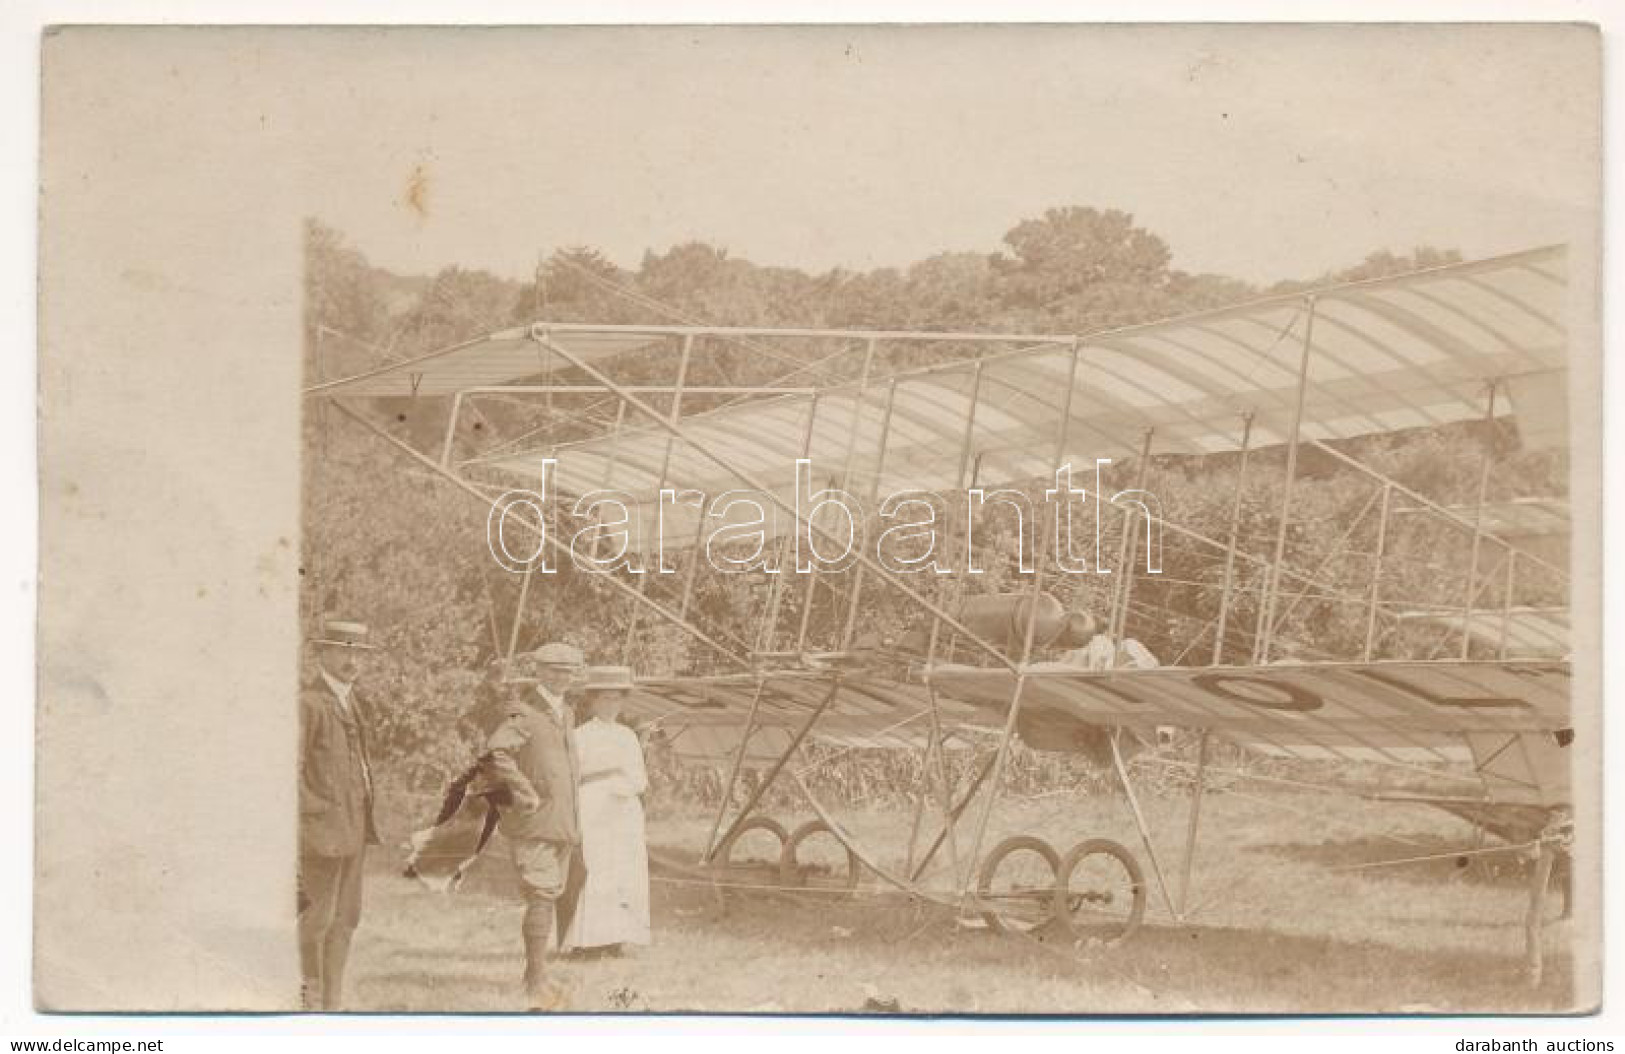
[{"x1": 30, "y1": 18, "x2": 1606, "y2": 1027}]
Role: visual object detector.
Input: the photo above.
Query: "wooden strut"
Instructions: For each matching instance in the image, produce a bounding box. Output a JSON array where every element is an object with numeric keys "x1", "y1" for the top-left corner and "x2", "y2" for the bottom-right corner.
[
  {"x1": 1177, "y1": 731, "x2": 1211, "y2": 916},
  {"x1": 478, "y1": 568, "x2": 504, "y2": 656},
  {"x1": 1265, "y1": 485, "x2": 1385, "y2": 643},
  {"x1": 799, "y1": 338, "x2": 878, "y2": 654},
  {"x1": 623, "y1": 332, "x2": 696, "y2": 662},
  {"x1": 1307, "y1": 438, "x2": 1567, "y2": 583},
  {"x1": 904, "y1": 357, "x2": 989, "y2": 884},
  {"x1": 306, "y1": 330, "x2": 329, "y2": 632},
  {"x1": 459, "y1": 392, "x2": 621, "y2": 468},
  {"x1": 1461, "y1": 382, "x2": 1498, "y2": 660},
  {"x1": 586, "y1": 399, "x2": 628, "y2": 565},
  {"x1": 920, "y1": 361, "x2": 986, "y2": 673},
  {"x1": 1364, "y1": 483, "x2": 1394, "y2": 661},
  {"x1": 704, "y1": 678, "x2": 842, "y2": 864},
  {"x1": 1424, "y1": 548, "x2": 1519, "y2": 664},
  {"x1": 504, "y1": 553, "x2": 537, "y2": 667},
  {"x1": 907, "y1": 750, "x2": 999, "y2": 883},
  {"x1": 793, "y1": 356, "x2": 878, "y2": 654},
  {"x1": 1524, "y1": 836, "x2": 1559, "y2": 987},
  {"x1": 758, "y1": 395, "x2": 823, "y2": 653},
  {"x1": 455, "y1": 384, "x2": 820, "y2": 396},
  {"x1": 902, "y1": 741, "x2": 934, "y2": 876},
  {"x1": 1108, "y1": 427, "x2": 1156, "y2": 644}
]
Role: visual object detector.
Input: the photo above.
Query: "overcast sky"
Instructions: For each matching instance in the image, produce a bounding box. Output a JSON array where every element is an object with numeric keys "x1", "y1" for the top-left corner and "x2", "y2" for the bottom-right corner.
[{"x1": 288, "y1": 24, "x2": 1597, "y2": 286}]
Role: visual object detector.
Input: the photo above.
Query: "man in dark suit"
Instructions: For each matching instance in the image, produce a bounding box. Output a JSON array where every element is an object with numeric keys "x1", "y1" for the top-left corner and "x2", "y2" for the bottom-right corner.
[
  {"x1": 483, "y1": 641, "x2": 584, "y2": 1011},
  {"x1": 298, "y1": 618, "x2": 381, "y2": 1011}
]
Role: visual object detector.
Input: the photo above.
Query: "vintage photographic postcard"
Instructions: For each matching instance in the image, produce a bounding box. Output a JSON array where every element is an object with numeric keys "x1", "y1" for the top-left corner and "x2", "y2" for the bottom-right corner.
[{"x1": 35, "y1": 23, "x2": 1601, "y2": 1014}]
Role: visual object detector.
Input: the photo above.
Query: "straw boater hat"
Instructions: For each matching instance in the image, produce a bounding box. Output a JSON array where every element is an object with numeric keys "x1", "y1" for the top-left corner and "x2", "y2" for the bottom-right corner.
[
  {"x1": 581, "y1": 665, "x2": 635, "y2": 694},
  {"x1": 501, "y1": 642, "x2": 582, "y2": 686},
  {"x1": 309, "y1": 618, "x2": 381, "y2": 650}
]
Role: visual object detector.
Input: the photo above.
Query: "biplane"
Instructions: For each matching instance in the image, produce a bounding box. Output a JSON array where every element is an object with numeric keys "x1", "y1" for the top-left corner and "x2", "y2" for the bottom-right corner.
[{"x1": 307, "y1": 244, "x2": 1581, "y2": 986}]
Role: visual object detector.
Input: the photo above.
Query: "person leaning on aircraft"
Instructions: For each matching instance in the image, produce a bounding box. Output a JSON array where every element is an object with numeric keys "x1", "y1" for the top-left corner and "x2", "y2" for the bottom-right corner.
[
  {"x1": 559, "y1": 666, "x2": 652, "y2": 957},
  {"x1": 481, "y1": 641, "x2": 588, "y2": 1012},
  {"x1": 297, "y1": 617, "x2": 382, "y2": 1012}
]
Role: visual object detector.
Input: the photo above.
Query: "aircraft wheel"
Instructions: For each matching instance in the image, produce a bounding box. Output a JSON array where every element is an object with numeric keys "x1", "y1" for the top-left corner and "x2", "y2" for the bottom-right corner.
[
  {"x1": 1055, "y1": 838, "x2": 1146, "y2": 945},
  {"x1": 712, "y1": 816, "x2": 789, "y2": 903},
  {"x1": 977, "y1": 835, "x2": 1063, "y2": 937},
  {"x1": 779, "y1": 820, "x2": 861, "y2": 898}
]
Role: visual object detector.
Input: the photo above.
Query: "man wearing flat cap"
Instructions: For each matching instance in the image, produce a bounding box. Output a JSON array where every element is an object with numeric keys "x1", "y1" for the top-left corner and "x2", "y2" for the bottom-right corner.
[
  {"x1": 483, "y1": 640, "x2": 584, "y2": 1011},
  {"x1": 298, "y1": 618, "x2": 382, "y2": 1011}
]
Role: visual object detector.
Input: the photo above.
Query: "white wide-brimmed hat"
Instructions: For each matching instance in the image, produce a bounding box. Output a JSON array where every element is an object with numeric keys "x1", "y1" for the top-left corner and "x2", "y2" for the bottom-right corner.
[{"x1": 581, "y1": 665, "x2": 635, "y2": 693}]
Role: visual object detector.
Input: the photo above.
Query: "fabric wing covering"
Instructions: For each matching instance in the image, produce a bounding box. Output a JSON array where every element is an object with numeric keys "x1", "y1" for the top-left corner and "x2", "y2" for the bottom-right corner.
[
  {"x1": 619, "y1": 659, "x2": 1570, "y2": 784},
  {"x1": 484, "y1": 245, "x2": 1568, "y2": 543},
  {"x1": 1392, "y1": 608, "x2": 1570, "y2": 660}
]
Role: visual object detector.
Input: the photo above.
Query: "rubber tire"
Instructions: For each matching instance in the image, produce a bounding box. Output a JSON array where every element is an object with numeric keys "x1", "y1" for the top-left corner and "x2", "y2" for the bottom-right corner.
[
  {"x1": 779, "y1": 819, "x2": 861, "y2": 897},
  {"x1": 977, "y1": 835, "x2": 1062, "y2": 936},
  {"x1": 1054, "y1": 838, "x2": 1146, "y2": 945},
  {"x1": 712, "y1": 816, "x2": 790, "y2": 902}
]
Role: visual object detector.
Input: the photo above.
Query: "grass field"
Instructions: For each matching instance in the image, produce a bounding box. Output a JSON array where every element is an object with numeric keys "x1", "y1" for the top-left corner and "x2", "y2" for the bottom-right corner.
[{"x1": 344, "y1": 785, "x2": 1580, "y2": 1015}]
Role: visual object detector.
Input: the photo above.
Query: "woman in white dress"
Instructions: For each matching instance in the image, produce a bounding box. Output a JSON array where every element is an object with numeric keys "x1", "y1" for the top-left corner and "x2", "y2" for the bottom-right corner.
[{"x1": 561, "y1": 665, "x2": 651, "y2": 955}]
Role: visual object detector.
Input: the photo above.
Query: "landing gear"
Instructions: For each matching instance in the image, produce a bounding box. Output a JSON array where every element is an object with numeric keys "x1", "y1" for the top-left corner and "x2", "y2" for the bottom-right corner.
[
  {"x1": 974, "y1": 835, "x2": 1148, "y2": 945},
  {"x1": 711, "y1": 815, "x2": 789, "y2": 904}
]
